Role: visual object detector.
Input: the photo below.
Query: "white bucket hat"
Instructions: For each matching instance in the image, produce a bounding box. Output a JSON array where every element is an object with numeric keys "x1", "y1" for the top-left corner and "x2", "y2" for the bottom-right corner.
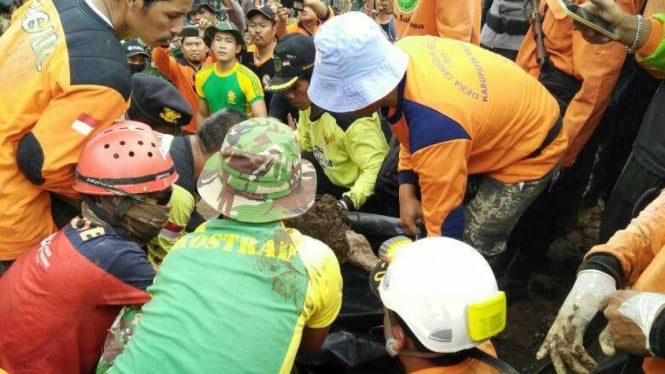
[{"x1": 308, "y1": 12, "x2": 409, "y2": 113}]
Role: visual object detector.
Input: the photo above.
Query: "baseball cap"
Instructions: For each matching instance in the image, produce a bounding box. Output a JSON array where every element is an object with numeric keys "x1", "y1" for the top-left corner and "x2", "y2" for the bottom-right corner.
[
  {"x1": 197, "y1": 117, "x2": 316, "y2": 223},
  {"x1": 265, "y1": 34, "x2": 315, "y2": 92},
  {"x1": 369, "y1": 237, "x2": 506, "y2": 353},
  {"x1": 203, "y1": 21, "x2": 246, "y2": 53},
  {"x1": 127, "y1": 74, "x2": 193, "y2": 129},
  {"x1": 247, "y1": 5, "x2": 276, "y2": 23},
  {"x1": 122, "y1": 39, "x2": 149, "y2": 58},
  {"x1": 308, "y1": 12, "x2": 409, "y2": 112}
]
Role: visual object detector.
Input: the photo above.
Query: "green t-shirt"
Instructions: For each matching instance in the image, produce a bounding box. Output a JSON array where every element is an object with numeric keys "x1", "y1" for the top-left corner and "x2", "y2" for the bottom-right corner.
[
  {"x1": 195, "y1": 61, "x2": 264, "y2": 116},
  {"x1": 110, "y1": 219, "x2": 342, "y2": 374}
]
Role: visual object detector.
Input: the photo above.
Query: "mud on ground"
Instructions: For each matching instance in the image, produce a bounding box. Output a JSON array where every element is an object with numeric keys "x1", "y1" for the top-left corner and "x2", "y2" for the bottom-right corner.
[{"x1": 495, "y1": 201, "x2": 604, "y2": 373}]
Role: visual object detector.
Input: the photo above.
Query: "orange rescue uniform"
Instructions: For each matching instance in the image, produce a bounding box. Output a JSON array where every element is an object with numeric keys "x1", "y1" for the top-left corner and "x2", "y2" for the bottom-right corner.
[
  {"x1": 388, "y1": 37, "x2": 566, "y2": 236},
  {"x1": 516, "y1": 0, "x2": 640, "y2": 167},
  {"x1": 393, "y1": 0, "x2": 482, "y2": 43},
  {"x1": 0, "y1": 0, "x2": 131, "y2": 258},
  {"x1": 586, "y1": 189, "x2": 665, "y2": 372}
]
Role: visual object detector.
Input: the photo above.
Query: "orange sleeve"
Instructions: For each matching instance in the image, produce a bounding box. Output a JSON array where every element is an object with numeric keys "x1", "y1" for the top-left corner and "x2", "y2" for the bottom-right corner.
[
  {"x1": 151, "y1": 47, "x2": 182, "y2": 82},
  {"x1": 397, "y1": 142, "x2": 414, "y2": 173},
  {"x1": 560, "y1": 0, "x2": 639, "y2": 167},
  {"x1": 435, "y1": 0, "x2": 481, "y2": 43},
  {"x1": 586, "y1": 189, "x2": 665, "y2": 287},
  {"x1": 29, "y1": 84, "x2": 129, "y2": 197},
  {"x1": 412, "y1": 140, "x2": 471, "y2": 237}
]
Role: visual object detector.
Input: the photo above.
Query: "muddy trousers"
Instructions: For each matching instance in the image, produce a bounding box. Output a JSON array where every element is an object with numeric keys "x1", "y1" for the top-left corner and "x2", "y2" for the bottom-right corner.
[{"x1": 463, "y1": 166, "x2": 559, "y2": 275}]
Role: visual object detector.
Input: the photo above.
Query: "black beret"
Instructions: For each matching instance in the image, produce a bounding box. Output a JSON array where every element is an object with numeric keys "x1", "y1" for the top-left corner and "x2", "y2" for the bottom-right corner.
[{"x1": 128, "y1": 74, "x2": 193, "y2": 128}]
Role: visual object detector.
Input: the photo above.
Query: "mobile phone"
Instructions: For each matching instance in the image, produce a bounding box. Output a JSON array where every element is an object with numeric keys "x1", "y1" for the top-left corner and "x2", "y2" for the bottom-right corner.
[
  {"x1": 558, "y1": 0, "x2": 620, "y2": 40},
  {"x1": 281, "y1": 0, "x2": 304, "y2": 10}
]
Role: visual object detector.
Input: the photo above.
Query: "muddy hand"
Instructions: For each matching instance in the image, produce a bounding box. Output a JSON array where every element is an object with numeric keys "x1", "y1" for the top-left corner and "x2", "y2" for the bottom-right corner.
[
  {"x1": 602, "y1": 290, "x2": 665, "y2": 356},
  {"x1": 536, "y1": 270, "x2": 617, "y2": 373},
  {"x1": 344, "y1": 231, "x2": 380, "y2": 272}
]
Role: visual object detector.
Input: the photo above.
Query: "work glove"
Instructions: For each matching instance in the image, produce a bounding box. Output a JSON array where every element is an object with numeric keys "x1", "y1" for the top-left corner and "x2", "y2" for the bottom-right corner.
[
  {"x1": 600, "y1": 291, "x2": 665, "y2": 357},
  {"x1": 337, "y1": 196, "x2": 354, "y2": 211},
  {"x1": 537, "y1": 269, "x2": 616, "y2": 373}
]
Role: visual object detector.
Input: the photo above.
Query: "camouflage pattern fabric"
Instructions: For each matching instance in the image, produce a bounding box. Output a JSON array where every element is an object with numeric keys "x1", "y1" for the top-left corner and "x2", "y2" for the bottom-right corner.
[
  {"x1": 197, "y1": 118, "x2": 316, "y2": 223},
  {"x1": 203, "y1": 20, "x2": 246, "y2": 52},
  {"x1": 463, "y1": 165, "x2": 559, "y2": 264},
  {"x1": 96, "y1": 305, "x2": 143, "y2": 373}
]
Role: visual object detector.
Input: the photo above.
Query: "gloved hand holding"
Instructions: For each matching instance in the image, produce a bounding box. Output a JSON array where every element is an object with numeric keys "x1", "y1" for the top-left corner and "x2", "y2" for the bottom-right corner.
[
  {"x1": 337, "y1": 196, "x2": 354, "y2": 211},
  {"x1": 600, "y1": 290, "x2": 665, "y2": 357},
  {"x1": 537, "y1": 269, "x2": 617, "y2": 373}
]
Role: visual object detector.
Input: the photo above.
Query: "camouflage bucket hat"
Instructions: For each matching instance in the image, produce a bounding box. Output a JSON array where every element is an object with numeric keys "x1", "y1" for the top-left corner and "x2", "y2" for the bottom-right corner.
[{"x1": 197, "y1": 118, "x2": 316, "y2": 223}]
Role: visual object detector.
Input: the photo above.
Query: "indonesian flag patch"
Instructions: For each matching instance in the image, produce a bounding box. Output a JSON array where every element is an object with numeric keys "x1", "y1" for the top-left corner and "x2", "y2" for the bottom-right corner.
[{"x1": 71, "y1": 113, "x2": 100, "y2": 136}]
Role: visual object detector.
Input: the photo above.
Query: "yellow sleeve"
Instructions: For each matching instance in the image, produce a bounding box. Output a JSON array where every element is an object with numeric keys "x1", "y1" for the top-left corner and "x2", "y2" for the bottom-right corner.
[
  {"x1": 146, "y1": 185, "x2": 196, "y2": 268},
  {"x1": 289, "y1": 230, "x2": 343, "y2": 329},
  {"x1": 238, "y1": 66, "x2": 265, "y2": 104},
  {"x1": 296, "y1": 109, "x2": 313, "y2": 152},
  {"x1": 195, "y1": 68, "x2": 211, "y2": 99},
  {"x1": 343, "y1": 114, "x2": 389, "y2": 208}
]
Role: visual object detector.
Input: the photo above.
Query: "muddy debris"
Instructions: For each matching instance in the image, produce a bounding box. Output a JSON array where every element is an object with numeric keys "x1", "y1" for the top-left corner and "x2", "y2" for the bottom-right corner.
[
  {"x1": 285, "y1": 194, "x2": 352, "y2": 260},
  {"x1": 285, "y1": 195, "x2": 379, "y2": 271}
]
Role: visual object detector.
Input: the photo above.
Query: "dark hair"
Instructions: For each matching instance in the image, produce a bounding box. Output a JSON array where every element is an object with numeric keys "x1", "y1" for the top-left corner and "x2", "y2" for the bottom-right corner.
[
  {"x1": 392, "y1": 311, "x2": 430, "y2": 353},
  {"x1": 300, "y1": 69, "x2": 313, "y2": 83},
  {"x1": 142, "y1": 0, "x2": 168, "y2": 8},
  {"x1": 196, "y1": 108, "x2": 248, "y2": 154},
  {"x1": 391, "y1": 310, "x2": 473, "y2": 366}
]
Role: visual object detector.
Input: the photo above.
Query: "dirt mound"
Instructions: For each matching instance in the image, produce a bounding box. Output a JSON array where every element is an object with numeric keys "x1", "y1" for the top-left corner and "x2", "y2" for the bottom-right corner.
[{"x1": 285, "y1": 194, "x2": 351, "y2": 259}]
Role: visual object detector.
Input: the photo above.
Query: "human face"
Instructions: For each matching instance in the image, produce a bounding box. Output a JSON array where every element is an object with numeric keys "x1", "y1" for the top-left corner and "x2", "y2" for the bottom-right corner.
[
  {"x1": 210, "y1": 32, "x2": 241, "y2": 63},
  {"x1": 127, "y1": 54, "x2": 147, "y2": 65},
  {"x1": 125, "y1": 0, "x2": 191, "y2": 47},
  {"x1": 182, "y1": 36, "x2": 206, "y2": 64},
  {"x1": 377, "y1": 0, "x2": 392, "y2": 12},
  {"x1": 298, "y1": 6, "x2": 317, "y2": 24},
  {"x1": 189, "y1": 7, "x2": 216, "y2": 26},
  {"x1": 285, "y1": 78, "x2": 311, "y2": 111},
  {"x1": 248, "y1": 14, "x2": 275, "y2": 48}
]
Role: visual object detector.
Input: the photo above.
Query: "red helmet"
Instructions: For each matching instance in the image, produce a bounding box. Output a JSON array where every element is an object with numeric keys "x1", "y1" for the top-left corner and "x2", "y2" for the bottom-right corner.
[{"x1": 74, "y1": 121, "x2": 178, "y2": 195}]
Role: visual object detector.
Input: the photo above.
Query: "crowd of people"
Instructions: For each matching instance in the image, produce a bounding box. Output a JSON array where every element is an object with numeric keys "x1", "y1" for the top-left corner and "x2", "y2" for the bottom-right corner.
[{"x1": 1, "y1": 0, "x2": 665, "y2": 372}]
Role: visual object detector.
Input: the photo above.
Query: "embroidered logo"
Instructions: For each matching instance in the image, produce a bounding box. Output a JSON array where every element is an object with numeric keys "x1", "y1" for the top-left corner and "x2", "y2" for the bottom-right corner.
[
  {"x1": 227, "y1": 90, "x2": 237, "y2": 105},
  {"x1": 396, "y1": 0, "x2": 418, "y2": 13},
  {"x1": 159, "y1": 107, "x2": 182, "y2": 124}
]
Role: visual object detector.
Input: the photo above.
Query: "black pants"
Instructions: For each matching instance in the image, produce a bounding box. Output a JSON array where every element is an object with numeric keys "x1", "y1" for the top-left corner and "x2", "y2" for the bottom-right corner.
[{"x1": 598, "y1": 153, "x2": 665, "y2": 242}]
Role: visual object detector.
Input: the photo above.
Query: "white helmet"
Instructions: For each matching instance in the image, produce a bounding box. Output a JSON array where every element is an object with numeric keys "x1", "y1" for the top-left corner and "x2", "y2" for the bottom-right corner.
[{"x1": 374, "y1": 237, "x2": 506, "y2": 353}]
